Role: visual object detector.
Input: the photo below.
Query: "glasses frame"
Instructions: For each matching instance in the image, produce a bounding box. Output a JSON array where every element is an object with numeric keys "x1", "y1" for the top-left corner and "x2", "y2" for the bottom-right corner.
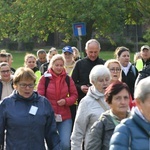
[
  {"x1": 109, "y1": 68, "x2": 121, "y2": 73},
  {"x1": 19, "y1": 83, "x2": 35, "y2": 88},
  {"x1": 0, "y1": 70, "x2": 11, "y2": 74}
]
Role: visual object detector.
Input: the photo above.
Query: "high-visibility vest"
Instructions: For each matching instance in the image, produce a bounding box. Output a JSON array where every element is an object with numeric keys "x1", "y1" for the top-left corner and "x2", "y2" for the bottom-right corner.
[{"x1": 136, "y1": 59, "x2": 144, "y2": 71}]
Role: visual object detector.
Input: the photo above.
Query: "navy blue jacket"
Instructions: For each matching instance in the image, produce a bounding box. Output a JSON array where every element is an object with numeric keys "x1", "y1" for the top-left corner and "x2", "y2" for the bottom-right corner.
[
  {"x1": 109, "y1": 109, "x2": 150, "y2": 150},
  {"x1": 0, "y1": 91, "x2": 60, "y2": 150}
]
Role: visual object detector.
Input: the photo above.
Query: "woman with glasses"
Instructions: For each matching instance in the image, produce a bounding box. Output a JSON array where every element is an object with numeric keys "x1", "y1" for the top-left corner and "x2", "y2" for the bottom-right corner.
[
  {"x1": 105, "y1": 59, "x2": 122, "y2": 83},
  {"x1": 105, "y1": 59, "x2": 135, "y2": 109},
  {"x1": 0, "y1": 67, "x2": 60, "y2": 150},
  {"x1": 0, "y1": 62, "x2": 14, "y2": 102}
]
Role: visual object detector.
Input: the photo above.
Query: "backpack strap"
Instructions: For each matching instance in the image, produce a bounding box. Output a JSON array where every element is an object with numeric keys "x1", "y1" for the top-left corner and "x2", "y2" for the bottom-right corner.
[
  {"x1": 65, "y1": 75, "x2": 70, "y2": 92},
  {"x1": 45, "y1": 77, "x2": 50, "y2": 95},
  {"x1": 131, "y1": 65, "x2": 136, "y2": 77}
]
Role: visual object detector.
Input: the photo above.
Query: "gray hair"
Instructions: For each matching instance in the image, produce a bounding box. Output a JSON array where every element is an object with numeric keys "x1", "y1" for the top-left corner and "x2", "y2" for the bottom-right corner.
[
  {"x1": 85, "y1": 39, "x2": 101, "y2": 50},
  {"x1": 89, "y1": 65, "x2": 111, "y2": 85},
  {"x1": 134, "y1": 76, "x2": 150, "y2": 102},
  {"x1": 48, "y1": 54, "x2": 65, "y2": 69}
]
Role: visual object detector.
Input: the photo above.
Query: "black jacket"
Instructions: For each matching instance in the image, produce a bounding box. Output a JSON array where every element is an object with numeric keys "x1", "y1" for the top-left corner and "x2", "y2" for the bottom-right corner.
[
  {"x1": 40, "y1": 62, "x2": 49, "y2": 75},
  {"x1": 122, "y1": 65, "x2": 138, "y2": 99},
  {"x1": 71, "y1": 57, "x2": 104, "y2": 102},
  {"x1": 135, "y1": 63, "x2": 150, "y2": 87}
]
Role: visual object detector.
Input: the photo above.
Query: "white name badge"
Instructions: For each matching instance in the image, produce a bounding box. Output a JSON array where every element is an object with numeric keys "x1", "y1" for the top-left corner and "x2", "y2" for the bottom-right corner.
[
  {"x1": 55, "y1": 114, "x2": 62, "y2": 122},
  {"x1": 29, "y1": 106, "x2": 38, "y2": 115},
  {"x1": 44, "y1": 73, "x2": 52, "y2": 77}
]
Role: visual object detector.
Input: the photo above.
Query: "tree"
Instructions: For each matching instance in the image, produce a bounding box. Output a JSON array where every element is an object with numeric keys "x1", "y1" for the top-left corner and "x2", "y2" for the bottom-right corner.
[
  {"x1": 137, "y1": 0, "x2": 150, "y2": 45},
  {"x1": 0, "y1": 0, "x2": 148, "y2": 49}
]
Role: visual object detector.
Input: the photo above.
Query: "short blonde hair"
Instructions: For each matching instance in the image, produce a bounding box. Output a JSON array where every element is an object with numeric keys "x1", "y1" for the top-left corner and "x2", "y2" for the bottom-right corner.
[
  {"x1": 13, "y1": 67, "x2": 36, "y2": 85},
  {"x1": 72, "y1": 47, "x2": 80, "y2": 57},
  {"x1": 24, "y1": 53, "x2": 37, "y2": 67},
  {"x1": 104, "y1": 59, "x2": 122, "y2": 81},
  {"x1": 48, "y1": 54, "x2": 65, "y2": 69},
  {"x1": 0, "y1": 62, "x2": 10, "y2": 69}
]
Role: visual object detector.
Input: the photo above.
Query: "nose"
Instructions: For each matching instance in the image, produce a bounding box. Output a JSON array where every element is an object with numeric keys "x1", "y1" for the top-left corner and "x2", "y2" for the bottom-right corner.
[
  {"x1": 103, "y1": 79, "x2": 108, "y2": 85},
  {"x1": 25, "y1": 85, "x2": 31, "y2": 89},
  {"x1": 91, "y1": 53, "x2": 96, "y2": 57},
  {"x1": 120, "y1": 98, "x2": 128, "y2": 104}
]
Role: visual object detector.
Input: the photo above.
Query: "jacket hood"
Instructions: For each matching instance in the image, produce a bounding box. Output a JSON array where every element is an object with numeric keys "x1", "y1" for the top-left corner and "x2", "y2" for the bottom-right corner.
[
  {"x1": 11, "y1": 90, "x2": 39, "y2": 102},
  {"x1": 87, "y1": 85, "x2": 104, "y2": 100}
]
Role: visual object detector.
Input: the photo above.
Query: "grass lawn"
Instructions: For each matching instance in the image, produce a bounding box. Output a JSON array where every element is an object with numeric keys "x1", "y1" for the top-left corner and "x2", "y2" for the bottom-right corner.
[{"x1": 6, "y1": 50, "x2": 135, "y2": 70}]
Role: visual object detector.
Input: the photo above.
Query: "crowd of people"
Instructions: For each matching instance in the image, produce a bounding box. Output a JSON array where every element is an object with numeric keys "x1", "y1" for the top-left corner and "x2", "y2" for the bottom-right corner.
[{"x1": 0, "y1": 40, "x2": 150, "y2": 150}]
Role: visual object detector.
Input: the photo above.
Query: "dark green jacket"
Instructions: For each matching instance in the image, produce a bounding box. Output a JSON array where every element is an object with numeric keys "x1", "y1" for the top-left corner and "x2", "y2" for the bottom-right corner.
[{"x1": 86, "y1": 110, "x2": 115, "y2": 150}]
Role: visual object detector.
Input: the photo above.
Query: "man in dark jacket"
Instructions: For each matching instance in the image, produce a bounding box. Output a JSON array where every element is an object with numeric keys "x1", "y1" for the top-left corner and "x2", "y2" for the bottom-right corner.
[{"x1": 72, "y1": 39, "x2": 104, "y2": 103}]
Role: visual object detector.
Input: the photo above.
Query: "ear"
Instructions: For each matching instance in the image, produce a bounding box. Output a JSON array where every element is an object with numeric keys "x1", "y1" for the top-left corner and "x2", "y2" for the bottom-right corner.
[
  {"x1": 13, "y1": 84, "x2": 17, "y2": 89},
  {"x1": 135, "y1": 99, "x2": 142, "y2": 109},
  {"x1": 85, "y1": 49, "x2": 88, "y2": 54},
  {"x1": 91, "y1": 80, "x2": 94, "y2": 85}
]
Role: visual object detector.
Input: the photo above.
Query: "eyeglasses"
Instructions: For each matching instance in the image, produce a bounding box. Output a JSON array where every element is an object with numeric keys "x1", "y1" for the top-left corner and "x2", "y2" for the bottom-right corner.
[
  {"x1": 0, "y1": 70, "x2": 11, "y2": 74},
  {"x1": 19, "y1": 83, "x2": 35, "y2": 88},
  {"x1": 109, "y1": 68, "x2": 121, "y2": 73}
]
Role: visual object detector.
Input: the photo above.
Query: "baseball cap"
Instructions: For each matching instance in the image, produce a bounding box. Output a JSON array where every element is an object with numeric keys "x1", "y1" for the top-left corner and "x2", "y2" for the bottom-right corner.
[
  {"x1": 141, "y1": 45, "x2": 150, "y2": 51},
  {"x1": 62, "y1": 46, "x2": 73, "y2": 54}
]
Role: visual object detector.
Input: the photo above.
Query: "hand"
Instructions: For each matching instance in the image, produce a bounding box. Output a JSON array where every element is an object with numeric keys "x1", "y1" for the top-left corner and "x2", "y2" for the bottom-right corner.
[
  {"x1": 57, "y1": 99, "x2": 66, "y2": 106},
  {"x1": 81, "y1": 85, "x2": 89, "y2": 94}
]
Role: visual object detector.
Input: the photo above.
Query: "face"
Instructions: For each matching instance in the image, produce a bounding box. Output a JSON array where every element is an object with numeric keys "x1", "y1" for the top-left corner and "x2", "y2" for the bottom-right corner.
[
  {"x1": 86, "y1": 42, "x2": 100, "y2": 61},
  {"x1": 52, "y1": 59, "x2": 64, "y2": 75},
  {"x1": 26, "y1": 57, "x2": 36, "y2": 69},
  {"x1": 8, "y1": 56, "x2": 13, "y2": 66},
  {"x1": 141, "y1": 49, "x2": 150, "y2": 61},
  {"x1": 93, "y1": 75, "x2": 110, "y2": 93},
  {"x1": 108, "y1": 62, "x2": 121, "y2": 82},
  {"x1": 38, "y1": 53, "x2": 47, "y2": 63},
  {"x1": 110, "y1": 89, "x2": 129, "y2": 117},
  {"x1": 49, "y1": 51, "x2": 58, "y2": 60},
  {"x1": 118, "y1": 51, "x2": 130, "y2": 67},
  {"x1": 15, "y1": 79, "x2": 35, "y2": 98},
  {"x1": 136, "y1": 94, "x2": 150, "y2": 122},
  {"x1": 63, "y1": 52, "x2": 73, "y2": 62},
  {"x1": 0, "y1": 57, "x2": 8, "y2": 63},
  {"x1": 0, "y1": 65, "x2": 11, "y2": 82}
]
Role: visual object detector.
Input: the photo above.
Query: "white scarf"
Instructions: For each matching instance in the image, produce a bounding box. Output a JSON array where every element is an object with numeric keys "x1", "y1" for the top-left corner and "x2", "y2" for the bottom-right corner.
[{"x1": 122, "y1": 62, "x2": 132, "y2": 76}]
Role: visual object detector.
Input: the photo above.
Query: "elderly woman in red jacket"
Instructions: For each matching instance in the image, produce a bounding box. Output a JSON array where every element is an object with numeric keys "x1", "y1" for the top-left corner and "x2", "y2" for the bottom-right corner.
[{"x1": 37, "y1": 54, "x2": 78, "y2": 150}]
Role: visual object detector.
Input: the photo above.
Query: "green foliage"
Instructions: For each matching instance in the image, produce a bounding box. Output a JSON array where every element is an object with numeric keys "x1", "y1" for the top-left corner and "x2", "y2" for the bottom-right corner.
[
  {"x1": 137, "y1": 0, "x2": 150, "y2": 44},
  {"x1": 143, "y1": 29, "x2": 150, "y2": 45},
  {"x1": 0, "y1": 0, "x2": 149, "y2": 44}
]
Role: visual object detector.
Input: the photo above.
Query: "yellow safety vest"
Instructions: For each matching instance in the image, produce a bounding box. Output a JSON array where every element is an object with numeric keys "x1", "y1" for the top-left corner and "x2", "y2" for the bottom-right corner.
[{"x1": 136, "y1": 59, "x2": 143, "y2": 71}]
